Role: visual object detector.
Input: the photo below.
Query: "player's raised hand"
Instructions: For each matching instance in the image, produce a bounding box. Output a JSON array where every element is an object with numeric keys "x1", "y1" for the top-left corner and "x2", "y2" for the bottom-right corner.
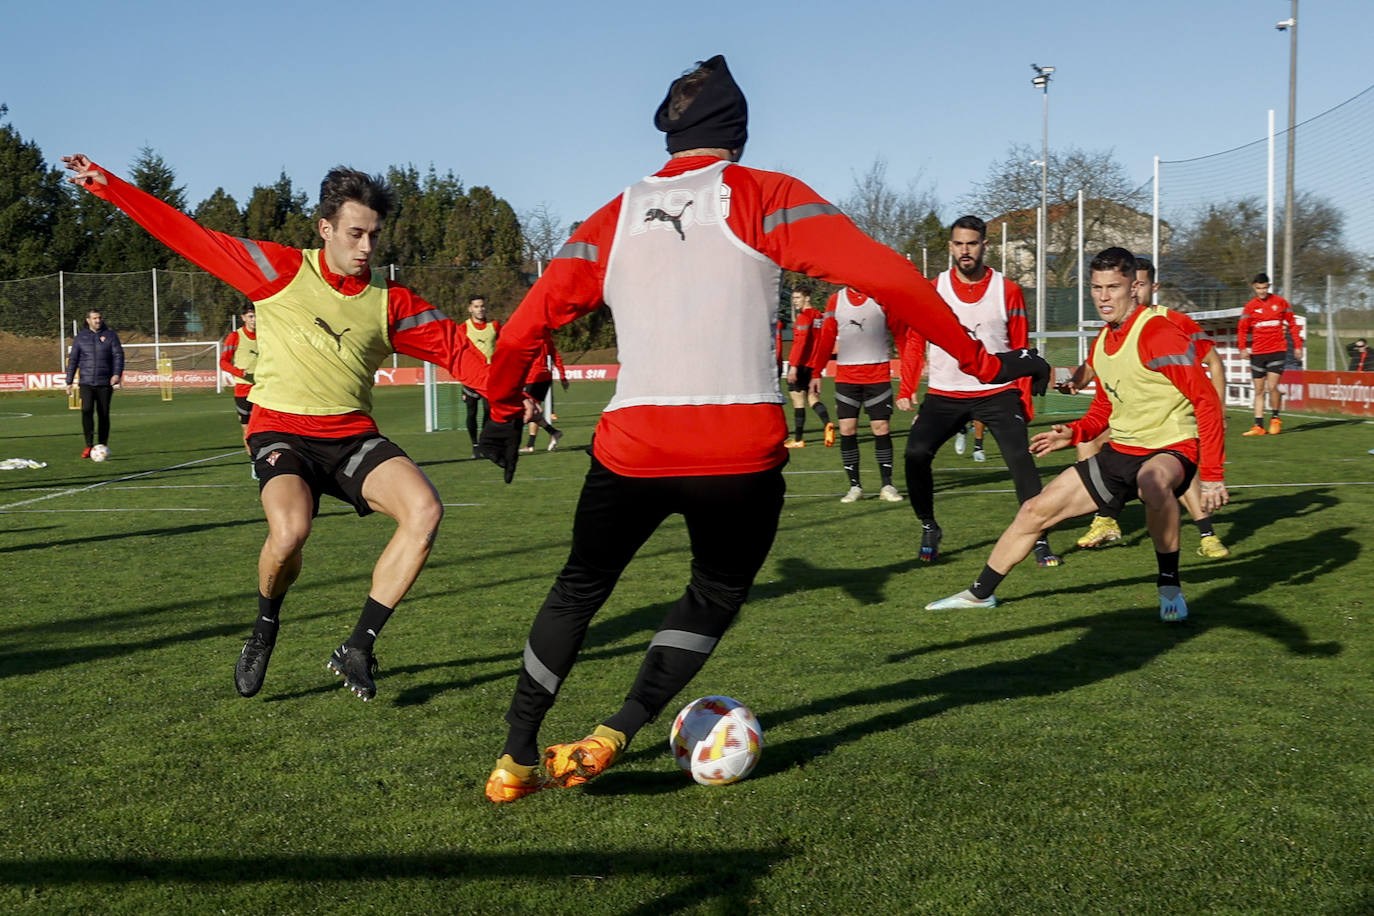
[
  {"x1": 1029, "y1": 424, "x2": 1073, "y2": 457},
  {"x1": 61, "y1": 154, "x2": 108, "y2": 188}
]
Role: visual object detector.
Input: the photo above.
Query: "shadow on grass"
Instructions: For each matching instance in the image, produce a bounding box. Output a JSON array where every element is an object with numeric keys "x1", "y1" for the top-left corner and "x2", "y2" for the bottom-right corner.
[
  {"x1": 0, "y1": 847, "x2": 791, "y2": 915},
  {"x1": 746, "y1": 528, "x2": 1349, "y2": 776},
  {"x1": 0, "y1": 517, "x2": 265, "y2": 555}
]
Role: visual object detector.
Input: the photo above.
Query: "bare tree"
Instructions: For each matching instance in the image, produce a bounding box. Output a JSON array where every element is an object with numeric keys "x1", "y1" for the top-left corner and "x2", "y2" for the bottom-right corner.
[
  {"x1": 961, "y1": 144, "x2": 1149, "y2": 289},
  {"x1": 520, "y1": 202, "x2": 567, "y2": 269},
  {"x1": 841, "y1": 158, "x2": 940, "y2": 256}
]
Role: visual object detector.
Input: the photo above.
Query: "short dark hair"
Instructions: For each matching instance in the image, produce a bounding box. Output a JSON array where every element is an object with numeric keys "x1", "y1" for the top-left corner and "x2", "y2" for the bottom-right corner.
[
  {"x1": 1252, "y1": 272, "x2": 1270, "y2": 285},
  {"x1": 241, "y1": 304, "x2": 255, "y2": 315},
  {"x1": 666, "y1": 63, "x2": 713, "y2": 122},
  {"x1": 468, "y1": 295, "x2": 487, "y2": 305},
  {"x1": 319, "y1": 167, "x2": 394, "y2": 223},
  {"x1": 791, "y1": 280, "x2": 814, "y2": 297},
  {"x1": 950, "y1": 215, "x2": 987, "y2": 238},
  {"x1": 1133, "y1": 256, "x2": 1156, "y2": 284},
  {"x1": 86, "y1": 308, "x2": 102, "y2": 317},
  {"x1": 1090, "y1": 247, "x2": 1136, "y2": 277}
]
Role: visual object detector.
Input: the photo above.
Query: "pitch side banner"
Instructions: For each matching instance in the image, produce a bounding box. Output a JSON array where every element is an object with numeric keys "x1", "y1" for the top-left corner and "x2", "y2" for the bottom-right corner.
[
  {"x1": 1275, "y1": 370, "x2": 1374, "y2": 417},
  {"x1": 13, "y1": 365, "x2": 623, "y2": 391}
]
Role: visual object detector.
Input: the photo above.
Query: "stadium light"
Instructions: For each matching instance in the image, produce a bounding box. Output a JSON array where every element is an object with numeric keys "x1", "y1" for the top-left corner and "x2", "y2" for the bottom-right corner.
[
  {"x1": 1276, "y1": 2, "x2": 1297, "y2": 298},
  {"x1": 1030, "y1": 64, "x2": 1054, "y2": 341}
]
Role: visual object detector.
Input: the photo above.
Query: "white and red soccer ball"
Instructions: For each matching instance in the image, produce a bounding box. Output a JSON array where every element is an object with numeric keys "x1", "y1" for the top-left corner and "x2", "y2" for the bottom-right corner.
[
  {"x1": 669, "y1": 695, "x2": 762, "y2": 786},
  {"x1": 90, "y1": 444, "x2": 109, "y2": 462}
]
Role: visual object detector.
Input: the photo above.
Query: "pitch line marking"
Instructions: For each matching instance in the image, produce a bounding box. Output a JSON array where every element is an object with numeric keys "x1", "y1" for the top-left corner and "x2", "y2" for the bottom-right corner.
[
  {"x1": 0, "y1": 411, "x2": 34, "y2": 419},
  {"x1": 0, "y1": 450, "x2": 243, "y2": 511},
  {"x1": 3, "y1": 507, "x2": 211, "y2": 513}
]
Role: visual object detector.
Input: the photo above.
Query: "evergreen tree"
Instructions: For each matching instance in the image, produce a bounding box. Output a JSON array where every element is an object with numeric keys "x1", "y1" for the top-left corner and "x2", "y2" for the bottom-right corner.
[{"x1": 0, "y1": 104, "x2": 68, "y2": 279}]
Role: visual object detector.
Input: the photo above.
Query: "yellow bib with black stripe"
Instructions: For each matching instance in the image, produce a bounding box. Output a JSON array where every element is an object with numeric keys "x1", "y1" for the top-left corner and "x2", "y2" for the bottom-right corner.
[
  {"x1": 249, "y1": 250, "x2": 391, "y2": 415},
  {"x1": 1093, "y1": 305, "x2": 1197, "y2": 449}
]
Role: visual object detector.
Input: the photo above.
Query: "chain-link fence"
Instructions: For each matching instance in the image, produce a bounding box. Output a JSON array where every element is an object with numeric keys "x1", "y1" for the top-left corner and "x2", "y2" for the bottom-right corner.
[{"x1": 1159, "y1": 84, "x2": 1374, "y2": 370}]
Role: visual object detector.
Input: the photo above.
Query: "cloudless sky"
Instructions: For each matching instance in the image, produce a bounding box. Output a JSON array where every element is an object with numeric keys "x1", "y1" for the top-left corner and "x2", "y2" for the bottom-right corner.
[{"x1": 5, "y1": 0, "x2": 1372, "y2": 239}]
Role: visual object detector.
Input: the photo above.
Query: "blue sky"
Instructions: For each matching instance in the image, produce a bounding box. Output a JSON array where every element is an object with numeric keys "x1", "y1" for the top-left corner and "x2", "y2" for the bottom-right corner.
[{"x1": 5, "y1": 0, "x2": 1371, "y2": 236}]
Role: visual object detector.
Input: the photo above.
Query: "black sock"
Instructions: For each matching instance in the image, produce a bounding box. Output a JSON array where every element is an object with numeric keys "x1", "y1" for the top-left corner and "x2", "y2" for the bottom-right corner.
[
  {"x1": 793, "y1": 407, "x2": 806, "y2": 440},
  {"x1": 874, "y1": 434, "x2": 894, "y2": 486},
  {"x1": 970, "y1": 565, "x2": 1005, "y2": 600},
  {"x1": 254, "y1": 593, "x2": 284, "y2": 641},
  {"x1": 1193, "y1": 515, "x2": 1215, "y2": 539},
  {"x1": 974, "y1": 437, "x2": 984, "y2": 450},
  {"x1": 1156, "y1": 551, "x2": 1181, "y2": 588},
  {"x1": 526, "y1": 433, "x2": 537, "y2": 447},
  {"x1": 840, "y1": 435, "x2": 861, "y2": 487},
  {"x1": 346, "y1": 596, "x2": 394, "y2": 651},
  {"x1": 501, "y1": 726, "x2": 540, "y2": 768},
  {"x1": 812, "y1": 402, "x2": 831, "y2": 424},
  {"x1": 1253, "y1": 416, "x2": 1264, "y2": 427},
  {"x1": 1271, "y1": 409, "x2": 1281, "y2": 420},
  {"x1": 602, "y1": 697, "x2": 651, "y2": 743}
]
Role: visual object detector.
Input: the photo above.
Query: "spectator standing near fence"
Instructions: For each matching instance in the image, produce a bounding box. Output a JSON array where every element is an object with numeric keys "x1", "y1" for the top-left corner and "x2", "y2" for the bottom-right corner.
[
  {"x1": 1237, "y1": 272, "x2": 1302, "y2": 436},
  {"x1": 1349, "y1": 339, "x2": 1371, "y2": 372},
  {"x1": 65, "y1": 308, "x2": 123, "y2": 459}
]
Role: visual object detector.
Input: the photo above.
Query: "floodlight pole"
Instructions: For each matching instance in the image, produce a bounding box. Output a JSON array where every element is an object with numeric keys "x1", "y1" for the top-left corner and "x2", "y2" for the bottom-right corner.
[
  {"x1": 1277, "y1": 1, "x2": 1298, "y2": 297},
  {"x1": 1031, "y1": 64, "x2": 1054, "y2": 342}
]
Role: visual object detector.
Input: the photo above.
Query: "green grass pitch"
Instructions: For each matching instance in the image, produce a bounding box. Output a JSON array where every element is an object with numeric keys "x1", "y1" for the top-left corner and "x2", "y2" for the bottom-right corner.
[{"x1": 1, "y1": 384, "x2": 1371, "y2": 914}]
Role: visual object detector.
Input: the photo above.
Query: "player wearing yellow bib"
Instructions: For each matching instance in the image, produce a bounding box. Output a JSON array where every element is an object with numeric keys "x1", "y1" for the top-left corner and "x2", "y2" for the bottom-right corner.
[
  {"x1": 460, "y1": 296, "x2": 500, "y2": 458},
  {"x1": 64, "y1": 154, "x2": 491, "y2": 701},
  {"x1": 927, "y1": 248, "x2": 1228, "y2": 622}
]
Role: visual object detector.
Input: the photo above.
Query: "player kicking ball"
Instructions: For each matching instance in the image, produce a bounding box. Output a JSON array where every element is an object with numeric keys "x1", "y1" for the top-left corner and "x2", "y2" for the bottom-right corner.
[{"x1": 927, "y1": 247, "x2": 1227, "y2": 622}]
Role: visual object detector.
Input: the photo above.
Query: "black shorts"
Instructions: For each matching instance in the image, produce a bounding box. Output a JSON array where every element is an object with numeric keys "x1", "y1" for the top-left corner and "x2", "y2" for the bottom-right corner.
[
  {"x1": 1074, "y1": 444, "x2": 1197, "y2": 512},
  {"x1": 1250, "y1": 352, "x2": 1287, "y2": 378},
  {"x1": 525, "y1": 379, "x2": 552, "y2": 402},
  {"x1": 249, "y1": 431, "x2": 409, "y2": 517},
  {"x1": 787, "y1": 365, "x2": 814, "y2": 393},
  {"x1": 234, "y1": 396, "x2": 254, "y2": 424},
  {"x1": 835, "y1": 382, "x2": 894, "y2": 421},
  {"x1": 461, "y1": 385, "x2": 485, "y2": 401}
]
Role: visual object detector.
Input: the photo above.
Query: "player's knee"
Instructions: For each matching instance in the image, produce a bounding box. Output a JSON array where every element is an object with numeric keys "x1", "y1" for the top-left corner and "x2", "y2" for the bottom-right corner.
[
  {"x1": 406, "y1": 493, "x2": 444, "y2": 537},
  {"x1": 267, "y1": 522, "x2": 310, "y2": 558}
]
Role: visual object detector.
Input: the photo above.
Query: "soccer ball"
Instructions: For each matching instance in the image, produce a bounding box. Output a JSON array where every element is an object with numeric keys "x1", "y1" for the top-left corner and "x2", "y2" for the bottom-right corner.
[
  {"x1": 90, "y1": 444, "x2": 109, "y2": 462},
  {"x1": 669, "y1": 695, "x2": 763, "y2": 786}
]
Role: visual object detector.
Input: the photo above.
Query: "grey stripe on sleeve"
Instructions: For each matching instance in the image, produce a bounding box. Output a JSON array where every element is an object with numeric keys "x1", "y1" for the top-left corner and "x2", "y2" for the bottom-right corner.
[
  {"x1": 393, "y1": 308, "x2": 449, "y2": 332},
  {"x1": 555, "y1": 241, "x2": 599, "y2": 262},
  {"x1": 762, "y1": 202, "x2": 842, "y2": 234},
  {"x1": 648, "y1": 629, "x2": 719, "y2": 655},
  {"x1": 523, "y1": 641, "x2": 562, "y2": 695},
  {"x1": 235, "y1": 237, "x2": 279, "y2": 283},
  {"x1": 1146, "y1": 343, "x2": 1196, "y2": 369}
]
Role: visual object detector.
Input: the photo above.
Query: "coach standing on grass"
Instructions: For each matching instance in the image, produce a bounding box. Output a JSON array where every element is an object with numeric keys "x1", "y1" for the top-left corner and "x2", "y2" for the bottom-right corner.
[
  {"x1": 475, "y1": 54, "x2": 1050, "y2": 803},
  {"x1": 65, "y1": 308, "x2": 123, "y2": 459},
  {"x1": 63, "y1": 153, "x2": 491, "y2": 703}
]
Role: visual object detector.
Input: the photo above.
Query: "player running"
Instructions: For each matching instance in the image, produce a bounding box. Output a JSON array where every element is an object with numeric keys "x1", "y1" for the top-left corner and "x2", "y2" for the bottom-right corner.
[
  {"x1": 927, "y1": 247, "x2": 1227, "y2": 622},
  {"x1": 1237, "y1": 272, "x2": 1302, "y2": 437},
  {"x1": 783, "y1": 283, "x2": 834, "y2": 448},
  {"x1": 520, "y1": 327, "x2": 567, "y2": 452},
  {"x1": 1067, "y1": 257, "x2": 1230, "y2": 558},
  {"x1": 64, "y1": 154, "x2": 490, "y2": 702},
  {"x1": 898, "y1": 215, "x2": 1059, "y2": 566},
  {"x1": 476, "y1": 54, "x2": 1049, "y2": 802},
  {"x1": 811, "y1": 287, "x2": 909, "y2": 503}
]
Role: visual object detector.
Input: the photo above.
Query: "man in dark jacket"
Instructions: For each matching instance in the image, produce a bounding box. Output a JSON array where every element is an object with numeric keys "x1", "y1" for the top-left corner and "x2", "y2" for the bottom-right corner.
[{"x1": 65, "y1": 309, "x2": 124, "y2": 457}]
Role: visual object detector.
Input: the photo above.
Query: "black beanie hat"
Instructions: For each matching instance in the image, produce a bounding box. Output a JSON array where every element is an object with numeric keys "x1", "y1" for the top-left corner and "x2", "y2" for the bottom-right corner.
[{"x1": 654, "y1": 55, "x2": 748, "y2": 154}]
